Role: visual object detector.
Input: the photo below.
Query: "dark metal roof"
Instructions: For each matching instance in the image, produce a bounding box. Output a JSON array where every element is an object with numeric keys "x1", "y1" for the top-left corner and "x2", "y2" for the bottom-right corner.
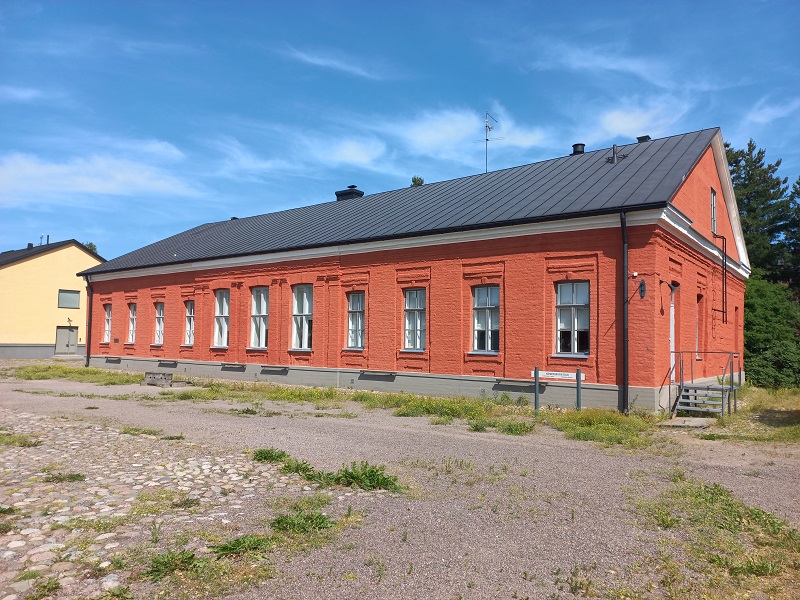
[
  {"x1": 0, "y1": 239, "x2": 105, "y2": 270},
  {"x1": 82, "y1": 128, "x2": 719, "y2": 276}
]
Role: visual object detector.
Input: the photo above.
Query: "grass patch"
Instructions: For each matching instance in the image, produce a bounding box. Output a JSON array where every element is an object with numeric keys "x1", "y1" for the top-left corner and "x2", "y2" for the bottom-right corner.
[
  {"x1": 84, "y1": 405, "x2": 100, "y2": 410},
  {"x1": 24, "y1": 577, "x2": 60, "y2": 600},
  {"x1": 332, "y1": 461, "x2": 401, "y2": 492},
  {"x1": 158, "y1": 380, "x2": 337, "y2": 405},
  {"x1": 119, "y1": 426, "x2": 162, "y2": 436},
  {"x1": 290, "y1": 493, "x2": 332, "y2": 512},
  {"x1": 0, "y1": 432, "x2": 41, "y2": 447},
  {"x1": 253, "y1": 448, "x2": 290, "y2": 463},
  {"x1": 160, "y1": 434, "x2": 184, "y2": 441},
  {"x1": 13, "y1": 364, "x2": 143, "y2": 385},
  {"x1": 43, "y1": 472, "x2": 86, "y2": 483},
  {"x1": 466, "y1": 417, "x2": 535, "y2": 435},
  {"x1": 210, "y1": 533, "x2": 278, "y2": 557},
  {"x1": 270, "y1": 510, "x2": 335, "y2": 534},
  {"x1": 0, "y1": 505, "x2": 17, "y2": 515},
  {"x1": 698, "y1": 386, "x2": 800, "y2": 443},
  {"x1": 635, "y1": 475, "x2": 800, "y2": 596},
  {"x1": 543, "y1": 408, "x2": 655, "y2": 447},
  {"x1": 230, "y1": 407, "x2": 258, "y2": 415},
  {"x1": 145, "y1": 549, "x2": 208, "y2": 582},
  {"x1": 51, "y1": 516, "x2": 126, "y2": 533}
]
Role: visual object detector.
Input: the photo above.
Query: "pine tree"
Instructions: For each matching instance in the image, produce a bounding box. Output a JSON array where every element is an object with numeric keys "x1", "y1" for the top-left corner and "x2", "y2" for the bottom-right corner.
[{"x1": 725, "y1": 140, "x2": 790, "y2": 279}]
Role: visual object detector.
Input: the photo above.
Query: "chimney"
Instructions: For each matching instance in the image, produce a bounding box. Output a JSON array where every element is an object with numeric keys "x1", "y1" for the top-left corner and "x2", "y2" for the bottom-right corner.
[
  {"x1": 335, "y1": 184, "x2": 364, "y2": 202},
  {"x1": 571, "y1": 143, "x2": 585, "y2": 156},
  {"x1": 637, "y1": 135, "x2": 651, "y2": 143},
  {"x1": 27, "y1": 243, "x2": 34, "y2": 249}
]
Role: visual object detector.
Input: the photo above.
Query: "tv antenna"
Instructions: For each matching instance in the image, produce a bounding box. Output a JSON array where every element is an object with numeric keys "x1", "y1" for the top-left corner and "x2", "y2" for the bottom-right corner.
[{"x1": 475, "y1": 111, "x2": 503, "y2": 173}]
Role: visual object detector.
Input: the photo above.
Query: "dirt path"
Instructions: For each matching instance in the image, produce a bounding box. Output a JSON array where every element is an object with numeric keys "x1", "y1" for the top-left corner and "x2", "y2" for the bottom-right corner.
[{"x1": 1, "y1": 368, "x2": 798, "y2": 599}]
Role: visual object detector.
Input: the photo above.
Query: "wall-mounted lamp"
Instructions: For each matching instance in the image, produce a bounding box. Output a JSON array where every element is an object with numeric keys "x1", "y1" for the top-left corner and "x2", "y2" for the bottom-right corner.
[{"x1": 638, "y1": 280, "x2": 646, "y2": 299}]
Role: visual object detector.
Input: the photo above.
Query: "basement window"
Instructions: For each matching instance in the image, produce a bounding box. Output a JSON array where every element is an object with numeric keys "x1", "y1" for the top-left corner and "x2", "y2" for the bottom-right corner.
[{"x1": 556, "y1": 282, "x2": 589, "y2": 355}]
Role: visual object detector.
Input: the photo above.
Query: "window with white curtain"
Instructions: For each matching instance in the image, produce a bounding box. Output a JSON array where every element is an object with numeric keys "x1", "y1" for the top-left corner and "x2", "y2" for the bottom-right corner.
[
  {"x1": 346, "y1": 291, "x2": 365, "y2": 349},
  {"x1": 473, "y1": 285, "x2": 500, "y2": 352},
  {"x1": 127, "y1": 303, "x2": 136, "y2": 343},
  {"x1": 213, "y1": 289, "x2": 230, "y2": 347},
  {"x1": 556, "y1": 282, "x2": 590, "y2": 354},
  {"x1": 184, "y1": 300, "x2": 194, "y2": 345},
  {"x1": 403, "y1": 289, "x2": 426, "y2": 350},
  {"x1": 154, "y1": 302, "x2": 164, "y2": 345},
  {"x1": 250, "y1": 287, "x2": 269, "y2": 348},
  {"x1": 292, "y1": 285, "x2": 313, "y2": 349}
]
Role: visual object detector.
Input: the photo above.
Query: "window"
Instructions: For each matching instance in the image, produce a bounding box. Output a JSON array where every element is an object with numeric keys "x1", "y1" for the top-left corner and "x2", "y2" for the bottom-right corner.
[
  {"x1": 250, "y1": 287, "x2": 269, "y2": 348},
  {"x1": 473, "y1": 285, "x2": 500, "y2": 352},
  {"x1": 347, "y1": 292, "x2": 365, "y2": 349},
  {"x1": 154, "y1": 302, "x2": 164, "y2": 345},
  {"x1": 127, "y1": 303, "x2": 137, "y2": 343},
  {"x1": 404, "y1": 288, "x2": 426, "y2": 350},
  {"x1": 292, "y1": 285, "x2": 313, "y2": 349},
  {"x1": 213, "y1": 289, "x2": 230, "y2": 347},
  {"x1": 103, "y1": 304, "x2": 112, "y2": 343},
  {"x1": 184, "y1": 300, "x2": 195, "y2": 345},
  {"x1": 711, "y1": 188, "x2": 717, "y2": 234},
  {"x1": 58, "y1": 289, "x2": 80, "y2": 309},
  {"x1": 556, "y1": 282, "x2": 589, "y2": 354}
]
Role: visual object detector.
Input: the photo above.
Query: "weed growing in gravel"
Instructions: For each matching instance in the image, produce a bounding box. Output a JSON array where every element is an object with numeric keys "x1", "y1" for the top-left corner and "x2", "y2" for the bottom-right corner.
[
  {"x1": 467, "y1": 418, "x2": 535, "y2": 435},
  {"x1": 542, "y1": 409, "x2": 655, "y2": 447},
  {"x1": 52, "y1": 516, "x2": 126, "y2": 533},
  {"x1": 0, "y1": 432, "x2": 41, "y2": 447},
  {"x1": 43, "y1": 472, "x2": 86, "y2": 483},
  {"x1": 101, "y1": 586, "x2": 134, "y2": 599},
  {"x1": 271, "y1": 510, "x2": 335, "y2": 534},
  {"x1": 145, "y1": 549, "x2": 208, "y2": 581},
  {"x1": 290, "y1": 493, "x2": 332, "y2": 512},
  {"x1": 0, "y1": 506, "x2": 17, "y2": 515},
  {"x1": 211, "y1": 533, "x2": 278, "y2": 557},
  {"x1": 253, "y1": 447, "x2": 290, "y2": 463},
  {"x1": 85, "y1": 405, "x2": 99, "y2": 410},
  {"x1": 15, "y1": 570, "x2": 40, "y2": 581},
  {"x1": 160, "y1": 434, "x2": 184, "y2": 440},
  {"x1": 13, "y1": 365, "x2": 143, "y2": 385},
  {"x1": 230, "y1": 407, "x2": 258, "y2": 415},
  {"x1": 634, "y1": 475, "x2": 800, "y2": 596},
  {"x1": 120, "y1": 426, "x2": 162, "y2": 436},
  {"x1": 24, "y1": 577, "x2": 60, "y2": 600}
]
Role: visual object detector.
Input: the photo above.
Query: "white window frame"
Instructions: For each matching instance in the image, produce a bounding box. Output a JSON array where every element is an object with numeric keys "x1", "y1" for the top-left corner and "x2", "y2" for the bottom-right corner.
[
  {"x1": 292, "y1": 284, "x2": 313, "y2": 350},
  {"x1": 154, "y1": 302, "x2": 164, "y2": 345},
  {"x1": 473, "y1": 285, "x2": 500, "y2": 353},
  {"x1": 103, "y1": 304, "x2": 112, "y2": 343},
  {"x1": 250, "y1": 287, "x2": 269, "y2": 349},
  {"x1": 184, "y1": 300, "x2": 195, "y2": 346},
  {"x1": 213, "y1": 289, "x2": 230, "y2": 348},
  {"x1": 346, "y1": 291, "x2": 365, "y2": 349},
  {"x1": 403, "y1": 288, "x2": 426, "y2": 350},
  {"x1": 127, "y1": 303, "x2": 136, "y2": 343},
  {"x1": 556, "y1": 281, "x2": 590, "y2": 355},
  {"x1": 711, "y1": 188, "x2": 717, "y2": 234}
]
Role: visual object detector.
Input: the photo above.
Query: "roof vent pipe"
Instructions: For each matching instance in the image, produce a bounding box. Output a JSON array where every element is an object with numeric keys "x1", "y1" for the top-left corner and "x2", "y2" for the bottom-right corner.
[
  {"x1": 571, "y1": 143, "x2": 585, "y2": 155},
  {"x1": 335, "y1": 184, "x2": 365, "y2": 202},
  {"x1": 27, "y1": 243, "x2": 34, "y2": 249},
  {"x1": 637, "y1": 135, "x2": 651, "y2": 143}
]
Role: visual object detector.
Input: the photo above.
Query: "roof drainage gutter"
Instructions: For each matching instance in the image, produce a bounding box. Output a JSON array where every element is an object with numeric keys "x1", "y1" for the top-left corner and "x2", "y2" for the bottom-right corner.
[
  {"x1": 83, "y1": 275, "x2": 93, "y2": 368},
  {"x1": 620, "y1": 213, "x2": 630, "y2": 414}
]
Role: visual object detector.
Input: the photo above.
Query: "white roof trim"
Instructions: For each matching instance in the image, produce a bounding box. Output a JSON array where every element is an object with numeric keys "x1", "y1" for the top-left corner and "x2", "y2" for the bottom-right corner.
[
  {"x1": 710, "y1": 131, "x2": 750, "y2": 270},
  {"x1": 86, "y1": 205, "x2": 747, "y2": 283}
]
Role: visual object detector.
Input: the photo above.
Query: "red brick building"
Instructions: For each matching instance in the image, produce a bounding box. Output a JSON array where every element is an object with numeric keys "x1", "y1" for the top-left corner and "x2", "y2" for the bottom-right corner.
[{"x1": 80, "y1": 129, "x2": 749, "y2": 412}]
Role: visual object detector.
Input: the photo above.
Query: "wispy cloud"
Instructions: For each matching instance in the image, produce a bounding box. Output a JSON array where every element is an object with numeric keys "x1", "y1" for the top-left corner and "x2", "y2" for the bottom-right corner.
[
  {"x1": 302, "y1": 135, "x2": 387, "y2": 168},
  {"x1": 0, "y1": 85, "x2": 44, "y2": 102},
  {"x1": 0, "y1": 154, "x2": 201, "y2": 207},
  {"x1": 745, "y1": 96, "x2": 800, "y2": 125},
  {"x1": 283, "y1": 45, "x2": 387, "y2": 80},
  {"x1": 211, "y1": 136, "x2": 294, "y2": 181},
  {"x1": 579, "y1": 95, "x2": 693, "y2": 145}
]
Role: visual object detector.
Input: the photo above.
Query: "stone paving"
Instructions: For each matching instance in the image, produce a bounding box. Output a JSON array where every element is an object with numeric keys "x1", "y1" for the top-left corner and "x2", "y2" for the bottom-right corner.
[{"x1": 0, "y1": 409, "x2": 373, "y2": 599}]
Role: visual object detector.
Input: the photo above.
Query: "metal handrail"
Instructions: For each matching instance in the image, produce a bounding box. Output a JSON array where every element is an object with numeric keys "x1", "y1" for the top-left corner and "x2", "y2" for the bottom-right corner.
[{"x1": 669, "y1": 350, "x2": 740, "y2": 416}]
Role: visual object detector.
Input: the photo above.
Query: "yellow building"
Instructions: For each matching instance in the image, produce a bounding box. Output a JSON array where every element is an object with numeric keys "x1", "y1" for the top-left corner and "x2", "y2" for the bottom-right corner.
[{"x1": 0, "y1": 240, "x2": 104, "y2": 358}]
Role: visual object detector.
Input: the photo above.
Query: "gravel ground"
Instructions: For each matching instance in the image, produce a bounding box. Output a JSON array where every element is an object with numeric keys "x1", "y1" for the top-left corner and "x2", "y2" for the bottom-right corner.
[{"x1": 1, "y1": 360, "x2": 798, "y2": 599}]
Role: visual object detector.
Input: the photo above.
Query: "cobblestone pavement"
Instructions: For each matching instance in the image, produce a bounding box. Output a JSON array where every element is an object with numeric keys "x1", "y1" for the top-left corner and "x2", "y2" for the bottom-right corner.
[{"x1": 0, "y1": 409, "x2": 380, "y2": 599}]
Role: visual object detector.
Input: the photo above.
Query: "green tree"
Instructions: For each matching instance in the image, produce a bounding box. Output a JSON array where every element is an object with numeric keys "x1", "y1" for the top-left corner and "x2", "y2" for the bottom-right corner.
[
  {"x1": 83, "y1": 241, "x2": 98, "y2": 254},
  {"x1": 410, "y1": 176, "x2": 424, "y2": 187},
  {"x1": 784, "y1": 175, "x2": 800, "y2": 290},
  {"x1": 743, "y1": 270, "x2": 800, "y2": 387},
  {"x1": 725, "y1": 140, "x2": 790, "y2": 279}
]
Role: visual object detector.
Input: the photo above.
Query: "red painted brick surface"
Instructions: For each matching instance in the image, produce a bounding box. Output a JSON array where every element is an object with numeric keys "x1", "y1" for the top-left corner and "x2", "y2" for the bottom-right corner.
[{"x1": 88, "y1": 154, "x2": 745, "y2": 390}]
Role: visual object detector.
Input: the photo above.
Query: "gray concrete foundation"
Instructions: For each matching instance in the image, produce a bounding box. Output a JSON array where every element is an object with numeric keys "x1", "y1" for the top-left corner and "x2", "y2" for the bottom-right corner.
[
  {"x1": 0, "y1": 344, "x2": 86, "y2": 359},
  {"x1": 88, "y1": 355, "x2": 668, "y2": 412}
]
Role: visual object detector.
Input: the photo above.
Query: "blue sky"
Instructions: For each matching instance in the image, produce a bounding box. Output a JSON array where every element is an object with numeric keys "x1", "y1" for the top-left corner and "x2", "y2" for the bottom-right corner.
[{"x1": 1, "y1": 0, "x2": 799, "y2": 260}]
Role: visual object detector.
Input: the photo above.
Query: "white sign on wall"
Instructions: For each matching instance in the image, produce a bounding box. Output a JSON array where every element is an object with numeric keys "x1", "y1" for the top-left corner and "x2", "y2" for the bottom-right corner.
[{"x1": 532, "y1": 370, "x2": 586, "y2": 381}]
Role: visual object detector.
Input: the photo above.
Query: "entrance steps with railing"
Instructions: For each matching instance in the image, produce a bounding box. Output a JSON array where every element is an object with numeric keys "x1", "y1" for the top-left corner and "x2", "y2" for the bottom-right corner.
[{"x1": 673, "y1": 384, "x2": 730, "y2": 416}]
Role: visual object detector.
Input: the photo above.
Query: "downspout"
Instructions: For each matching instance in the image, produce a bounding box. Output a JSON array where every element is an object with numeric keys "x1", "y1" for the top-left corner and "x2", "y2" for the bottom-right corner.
[
  {"x1": 620, "y1": 213, "x2": 629, "y2": 414},
  {"x1": 83, "y1": 275, "x2": 93, "y2": 368}
]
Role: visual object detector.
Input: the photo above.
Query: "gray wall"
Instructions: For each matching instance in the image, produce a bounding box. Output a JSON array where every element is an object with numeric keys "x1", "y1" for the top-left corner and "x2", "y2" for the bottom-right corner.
[
  {"x1": 0, "y1": 344, "x2": 86, "y2": 359},
  {"x1": 89, "y1": 355, "x2": 668, "y2": 412}
]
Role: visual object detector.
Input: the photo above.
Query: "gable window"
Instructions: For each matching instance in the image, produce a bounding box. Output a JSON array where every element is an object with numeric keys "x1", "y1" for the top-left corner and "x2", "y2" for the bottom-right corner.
[
  {"x1": 473, "y1": 285, "x2": 500, "y2": 352},
  {"x1": 154, "y1": 302, "x2": 164, "y2": 345},
  {"x1": 250, "y1": 287, "x2": 269, "y2": 348},
  {"x1": 184, "y1": 300, "x2": 195, "y2": 346},
  {"x1": 58, "y1": 289, "x2": 80, "y2": 309},
  {"x1": 213, "y1": 289, "x2": 230, "y2": 347},
  {"x1": 404, "y1": 288, "x2": 426, "y2": 350},
  {"x1": 292, "y1": 284, "x2": 313, "y2": 349},
  {"x1": 103, "y1": 305, "x2": 112, "y2": 343},
  {"x1": 711, "y1": 188, "x2": 717, "y2": 234},
  {"x1": 346, "y1": 291, "x2": 365, "y2": 349},
  {"x1": 127, "y1": 303, "x2": 136, "y2": 343},
  {"x1": 556, "y1": 282, "x2": 589, "y2": 355}
]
